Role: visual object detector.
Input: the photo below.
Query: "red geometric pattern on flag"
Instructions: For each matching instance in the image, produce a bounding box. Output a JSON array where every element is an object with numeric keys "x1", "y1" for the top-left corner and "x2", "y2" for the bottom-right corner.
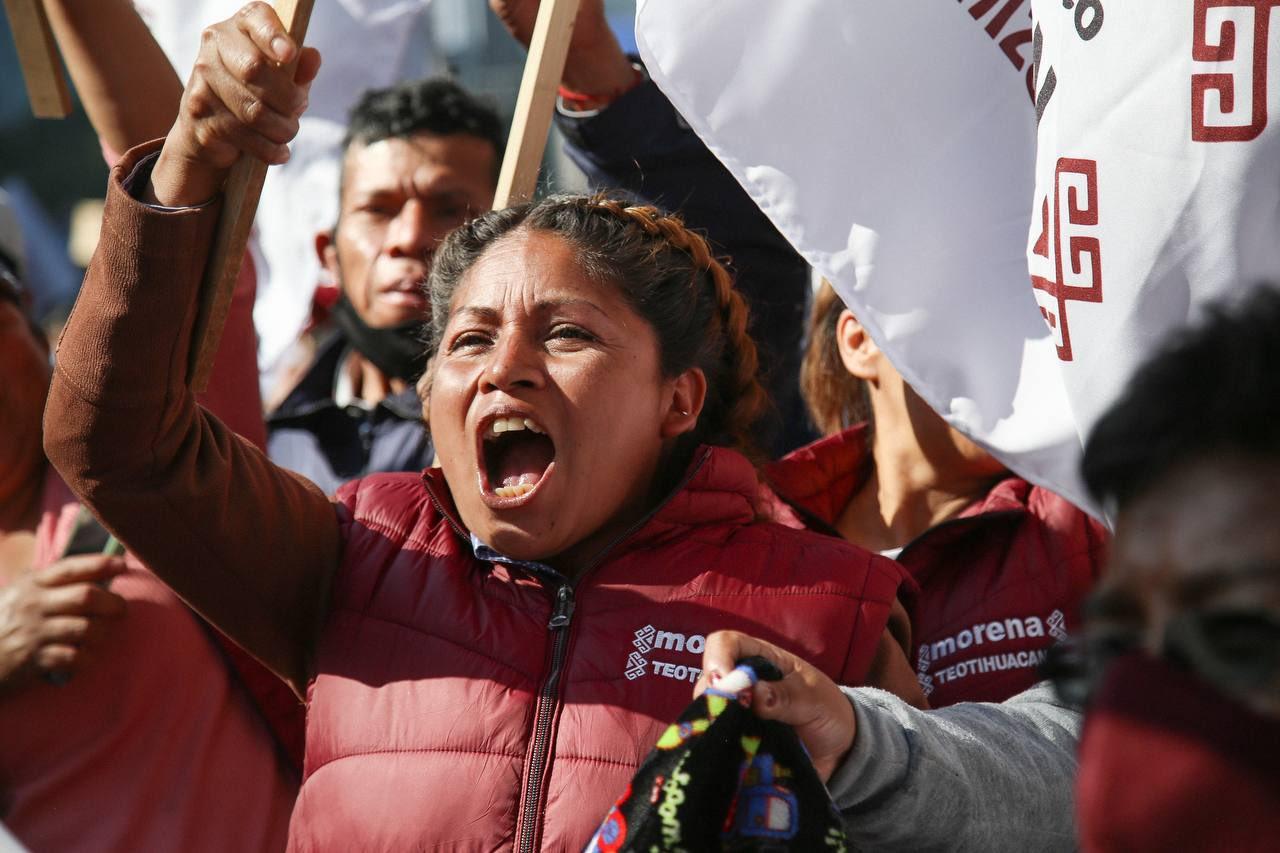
[
  {"x1": 1192, "y1": 0, "x2": 1280, "y2": 142},
  {"x1": 1031, "y1": 158, "x2": 1103, "y2": 362}
]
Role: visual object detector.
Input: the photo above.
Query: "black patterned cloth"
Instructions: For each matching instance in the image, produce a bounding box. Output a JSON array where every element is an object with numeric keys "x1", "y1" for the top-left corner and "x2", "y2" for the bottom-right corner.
[{"x1": 583, "y1": 657, "x2": 849, "y2": 852}]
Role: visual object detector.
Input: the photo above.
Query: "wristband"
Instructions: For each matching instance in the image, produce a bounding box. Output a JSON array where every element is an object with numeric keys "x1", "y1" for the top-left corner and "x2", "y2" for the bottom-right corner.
[{"x1": 557, "y1": 64, "x2": 646, "y2": 112}]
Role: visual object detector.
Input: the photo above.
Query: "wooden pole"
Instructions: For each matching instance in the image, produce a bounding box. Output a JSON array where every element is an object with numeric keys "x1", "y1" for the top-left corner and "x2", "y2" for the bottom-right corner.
[
  {"x1": 188, "y1": 0, "x2": 315, "y2": 391},
  {"x1": 3, "y1": 0, "x2": 71, "y2": 118},
  {"x1": 492, "y1": 0, "x2": 582, "y2": 209}
]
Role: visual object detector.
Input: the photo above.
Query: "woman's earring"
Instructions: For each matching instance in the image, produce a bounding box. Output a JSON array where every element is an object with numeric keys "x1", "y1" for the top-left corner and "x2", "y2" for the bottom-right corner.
[{"x1": 679, "y1": 410, "x2": 690, "y2": 416}]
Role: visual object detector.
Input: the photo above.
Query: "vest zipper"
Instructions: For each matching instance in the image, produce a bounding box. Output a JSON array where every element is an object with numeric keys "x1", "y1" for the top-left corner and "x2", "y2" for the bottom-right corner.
[
  {"x1": 516, "y1": 583, "x2": 575, "y2": 853},
  {"x1": 511, "y1": 451, "x2": 713, "y2": 850},
  {"x1": 422, "y1": 451, "x2": 713, "y2": 850}
]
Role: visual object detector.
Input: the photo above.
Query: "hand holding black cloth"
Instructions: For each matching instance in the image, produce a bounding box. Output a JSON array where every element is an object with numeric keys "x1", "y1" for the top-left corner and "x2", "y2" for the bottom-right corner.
[{"x1": 584, "y1": 657, "x2": 849, "y2": 852}]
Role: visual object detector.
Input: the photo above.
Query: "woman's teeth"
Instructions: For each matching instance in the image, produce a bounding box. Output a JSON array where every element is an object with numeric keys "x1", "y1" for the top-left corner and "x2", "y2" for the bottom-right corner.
[
  {"x1": 488, "y1": 416, "x2": 545, "y2": 436},
  {"x1": 482, "y1": 416, "x2": 552, "y2": 500},
  {"x1": 493, "y1": 483, "x2": 535, "y2": 499}
]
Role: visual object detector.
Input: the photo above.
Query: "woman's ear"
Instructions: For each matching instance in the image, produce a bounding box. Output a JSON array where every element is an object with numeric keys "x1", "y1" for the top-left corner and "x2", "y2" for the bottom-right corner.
[
  {"x1": 836, "y1": 309, "x2": 881, "y2": 383},
  {"x1": 661, "y1": 368, "x2": 708, "y2": 439}
]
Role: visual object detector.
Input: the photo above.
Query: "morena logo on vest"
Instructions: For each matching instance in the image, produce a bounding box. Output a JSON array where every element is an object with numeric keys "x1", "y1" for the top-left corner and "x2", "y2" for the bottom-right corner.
[
  {"x1": 626, "y1": 624, "x2": 708, "y2": 684},
  {"x1": 915, "y1": 609, "x2": 1069, "y2": 697}
]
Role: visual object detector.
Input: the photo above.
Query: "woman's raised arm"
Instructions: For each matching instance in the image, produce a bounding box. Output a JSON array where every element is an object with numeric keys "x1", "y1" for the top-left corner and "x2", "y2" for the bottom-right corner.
[{"x1": 43, "y1": 3, "x2": 332, "y2": 694}]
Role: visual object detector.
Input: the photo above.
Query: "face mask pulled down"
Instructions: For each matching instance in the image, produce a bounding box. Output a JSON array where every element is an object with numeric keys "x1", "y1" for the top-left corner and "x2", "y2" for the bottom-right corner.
[{"x1": 330, "y1": 294, "x2": 427, "y2": 384}]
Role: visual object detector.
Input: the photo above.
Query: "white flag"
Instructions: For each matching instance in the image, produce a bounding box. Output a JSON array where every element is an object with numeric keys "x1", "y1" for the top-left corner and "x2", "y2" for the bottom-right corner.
[
  {"x1": 635, "y1": 1, "x2": 1086, "y2": 508},
  {"x1": 635, "y1": 1, "x2": 1280, "y2": 516},
  {"x1": 1028, "y1": 0, "x2": 1280, "y2": 443}
]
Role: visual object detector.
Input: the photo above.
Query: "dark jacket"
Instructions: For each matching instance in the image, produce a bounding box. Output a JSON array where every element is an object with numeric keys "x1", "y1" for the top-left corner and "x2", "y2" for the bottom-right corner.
[
  {"x1": 765, "y1": 425, "x2": 1109, "y2": 707},
  {"x1": 556, "y1": 77, "x2": 816, "y2": 456},
  {"x1": 266, "y1": 332, "x2": 432, "y2": 496}
]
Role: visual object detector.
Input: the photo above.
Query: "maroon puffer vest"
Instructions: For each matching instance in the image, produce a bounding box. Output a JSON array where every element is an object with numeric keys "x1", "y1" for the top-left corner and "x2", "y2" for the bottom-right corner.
[
  {"x1": 765, "y1": 425, "x2": 1109, "y2": 707},
  {"x1": 288, "y1": 447, "x2": 905, "y2": 851}
]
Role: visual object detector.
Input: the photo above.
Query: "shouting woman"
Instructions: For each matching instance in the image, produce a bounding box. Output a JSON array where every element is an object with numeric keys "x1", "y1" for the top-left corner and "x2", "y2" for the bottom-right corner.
[{"x1": 42, "y1": 4, "x2": 923, "y2": 848}]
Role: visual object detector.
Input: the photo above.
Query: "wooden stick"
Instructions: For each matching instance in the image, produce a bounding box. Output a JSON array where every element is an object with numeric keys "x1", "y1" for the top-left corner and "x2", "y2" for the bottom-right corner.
[
  {"x1": 188, "y1": 0, "x2": 315, "y2": 392},
  {"x1": 492, "y1": 0, "x2": 582, "y2": 209},
  {"x1": 3, "y1": 0, "x2": 71, "y2": 117}
]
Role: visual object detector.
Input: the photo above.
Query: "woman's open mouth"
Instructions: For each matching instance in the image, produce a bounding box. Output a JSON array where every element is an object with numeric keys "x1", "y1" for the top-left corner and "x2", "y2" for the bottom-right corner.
[{"x1": 478, "y1": 413, "x2": 557, "y2": 507}]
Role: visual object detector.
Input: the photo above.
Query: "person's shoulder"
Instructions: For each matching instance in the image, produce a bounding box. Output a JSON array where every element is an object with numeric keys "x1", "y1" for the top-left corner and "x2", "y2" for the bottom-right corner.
[
  {"x1": 336, "y1": 470, "x2": 430, "y2": 499},
  {"x1": 1003, "y1": 482, "x2": 1110, "y2": 581},
  {"x1": 712, "y1": 516, "x2": 906, "y2": 600},
  {"x1": 379, "y1": 387, "x2": 425, "y2": 422},
  {"x1": 334, "y1": 472, "x2": 440, "y2": 536},
  {"x1": 753, "y1": 517, "x2": 897, "y2": 568},
  {"x1": 976, "y1": 476, "x2": 1100, "y2": 533},
  {"x1": 1022, "y1": 482, "x2": 1109, "y2": 539},
  {"x1": 763, "y1": 426, "x2": 872, "y2": 527}
]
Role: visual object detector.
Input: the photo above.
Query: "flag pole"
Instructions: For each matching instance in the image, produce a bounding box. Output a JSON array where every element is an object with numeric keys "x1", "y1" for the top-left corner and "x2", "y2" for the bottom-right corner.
[
  {"x1": 3, "y1": 0, "x2": 71, "y2": 117},
  {"x1": 188, "y1": 0, "x2": 315, "y2": 391},
  {"x1": 492, "y1": 0, "x2": 582, "y2": 209}
]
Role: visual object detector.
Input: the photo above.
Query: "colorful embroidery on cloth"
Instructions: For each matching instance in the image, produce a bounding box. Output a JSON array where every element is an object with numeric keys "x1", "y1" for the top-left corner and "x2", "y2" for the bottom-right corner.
[{"x1": 584, "y1": 657, "x2": 849, "y2": 852}]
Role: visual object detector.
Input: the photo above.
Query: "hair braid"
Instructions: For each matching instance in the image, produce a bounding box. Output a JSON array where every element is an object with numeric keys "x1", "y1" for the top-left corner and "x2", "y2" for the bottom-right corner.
[{"x1": 587, "y1": 199, "x2": 770, "y2": 459}]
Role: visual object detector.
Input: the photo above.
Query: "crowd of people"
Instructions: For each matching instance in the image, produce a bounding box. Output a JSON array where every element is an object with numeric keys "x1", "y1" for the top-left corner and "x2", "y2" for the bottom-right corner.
[{"x1": 1, "y1": 0, "x2": 1277, "y2": 851}]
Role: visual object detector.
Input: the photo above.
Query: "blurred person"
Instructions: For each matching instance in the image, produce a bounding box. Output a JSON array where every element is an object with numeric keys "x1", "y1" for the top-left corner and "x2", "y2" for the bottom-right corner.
[
  {"x1": 41, "y1": 0, "x2": 266, "y2": 449},
  {"x1": 0, "y1": 196, "x2": 294, "y2": 852},
  {"x1": 0, "y1": 5, "x2": 299, "y2": 850},
  {"x1": 692, "y1": 285, "x2": 1280, "y2": 851},
  {"x1": 265, "y1": 76, "x2": 501, "y2": 494},
  {"x1": 42, "y1": 5, "x2": 928, "y2": 847},
  {"x1": 132, "y1": 0, "x2": 448, "y2": 382},
  {"x1": 1067, "y1": 284, "x2": 1280, "y2": 852},
  {"x1": 491, "y1": 0, "x2": 817, "y2": 457},
  {"x1": 0, "y1": 193, "x2": 47, "y2": 588}
]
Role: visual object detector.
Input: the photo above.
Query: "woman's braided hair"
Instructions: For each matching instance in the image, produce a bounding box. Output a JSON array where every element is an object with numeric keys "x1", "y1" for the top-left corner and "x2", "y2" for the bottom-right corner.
[{"x1": 426, "y1": 194, "x2": 769, "y2": 461}]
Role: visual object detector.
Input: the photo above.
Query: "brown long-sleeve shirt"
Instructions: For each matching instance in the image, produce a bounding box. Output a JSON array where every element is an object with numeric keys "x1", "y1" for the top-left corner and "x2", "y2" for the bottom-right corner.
[{"x1": 44, "y1": 142, "x2": 338, "y2": 693}]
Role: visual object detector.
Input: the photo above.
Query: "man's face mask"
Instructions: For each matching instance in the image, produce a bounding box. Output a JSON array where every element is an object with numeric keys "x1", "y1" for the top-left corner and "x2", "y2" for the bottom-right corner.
[{"x1": 1074, "y1": 652, "x2": 1280, "y2": 853}]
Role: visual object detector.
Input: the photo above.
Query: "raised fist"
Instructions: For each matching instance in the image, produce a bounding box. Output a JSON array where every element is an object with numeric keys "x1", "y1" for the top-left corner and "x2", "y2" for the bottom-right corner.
[
  {"x1": 149, "y1": 1, "x2": 322, "y2": 207},
  {"x1": 488, "y1": 0, "x2": 634, "y2": 96}
]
